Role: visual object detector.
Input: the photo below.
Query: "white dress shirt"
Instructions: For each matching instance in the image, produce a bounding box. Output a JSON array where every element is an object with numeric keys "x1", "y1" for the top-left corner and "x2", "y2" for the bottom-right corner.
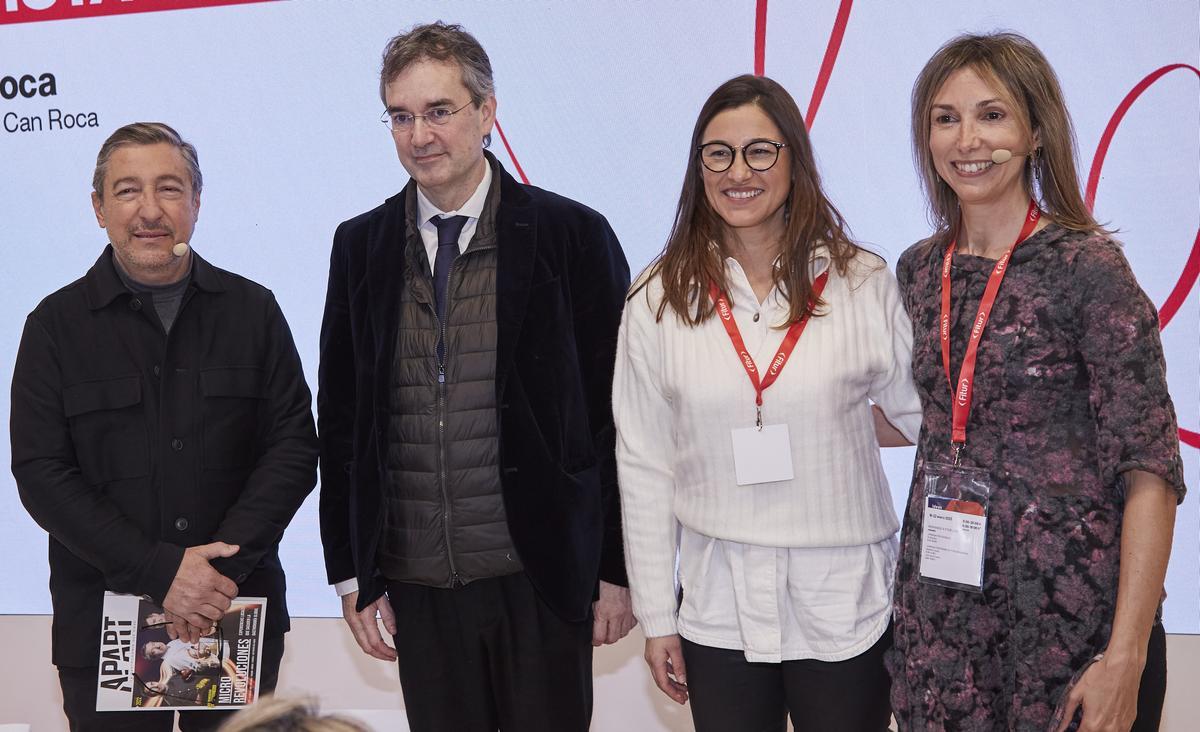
[{"x1": 415, "y1": 163, "x2": 493, "y2": 273}]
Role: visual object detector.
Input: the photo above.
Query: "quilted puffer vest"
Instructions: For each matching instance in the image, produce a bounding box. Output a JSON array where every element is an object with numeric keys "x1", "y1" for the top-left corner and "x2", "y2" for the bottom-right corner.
[{"x1": 377, "y1": 174, "x2": 521, "y2": 586}]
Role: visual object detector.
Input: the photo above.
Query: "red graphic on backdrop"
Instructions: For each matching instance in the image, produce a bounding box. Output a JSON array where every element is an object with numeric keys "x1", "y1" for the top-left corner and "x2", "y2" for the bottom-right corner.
[
  {"x1": 1084, "y1": 63, "x2": 1200, "y2": 448},
  {"x1": 497, "y1": 0, "x2": 856, "y2": 183},
  {"x1": 494, "y1": 120, "x2": 529, "y2": 185},
  {"x1": 1085, "y1": 64, "x2": 1200, "y2": 331},
  {"x1": 805, "y1": 0, "x2": 853, "y2": 129},
  {"x1": 0, "y1": 0, "x2": 276, "y2": 26},
  {"x1": 754, "y1": 0, "x2": 854, "y2": 129},
  {"x1": 754, "y1": 0, "x2": 769, "y2": 75}
]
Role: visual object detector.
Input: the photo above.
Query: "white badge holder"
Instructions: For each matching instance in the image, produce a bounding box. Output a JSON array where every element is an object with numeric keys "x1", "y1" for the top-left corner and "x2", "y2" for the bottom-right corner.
[
  {"x1": 918, "y1": 461, "x2": 992, "y2": 593},
  {"x1": 730, "y1": 423, "x2": 794, "y2": 485}
]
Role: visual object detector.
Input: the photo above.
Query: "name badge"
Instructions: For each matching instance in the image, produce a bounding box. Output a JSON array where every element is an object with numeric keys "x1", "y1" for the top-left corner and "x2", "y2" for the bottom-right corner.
[
  {"x1": 919, "y1": 495, "x2": 987, "y2": 589},
  {"x1": 730, "y1": 424, "x2": 794, "y2": 485}
]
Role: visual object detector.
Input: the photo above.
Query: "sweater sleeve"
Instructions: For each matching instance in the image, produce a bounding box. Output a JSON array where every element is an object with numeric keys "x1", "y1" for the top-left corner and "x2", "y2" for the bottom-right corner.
[
  {"x1": 613, "y1": 286, "x2": 681, "y2": 637},
  {"x1": 868, "y1": 265, "x2": 923, "y2": 443}
]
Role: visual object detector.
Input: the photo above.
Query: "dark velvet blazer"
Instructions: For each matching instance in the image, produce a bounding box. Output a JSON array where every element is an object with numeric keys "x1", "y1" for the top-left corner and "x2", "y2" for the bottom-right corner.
[{"x1": 318, "y1": 158, "x2": 629, "y2": 622}]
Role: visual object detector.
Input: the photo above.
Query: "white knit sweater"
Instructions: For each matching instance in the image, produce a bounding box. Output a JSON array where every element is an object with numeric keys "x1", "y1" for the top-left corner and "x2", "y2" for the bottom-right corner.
[{"x1": 614, "y1": 248, "x2": 922, "y2": 638}]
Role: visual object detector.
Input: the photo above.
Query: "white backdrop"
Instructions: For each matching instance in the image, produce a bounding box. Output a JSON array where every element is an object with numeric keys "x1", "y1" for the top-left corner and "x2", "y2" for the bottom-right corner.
[{"x1": 1, "y1": 0, "x2": 1197, "y2": 635}]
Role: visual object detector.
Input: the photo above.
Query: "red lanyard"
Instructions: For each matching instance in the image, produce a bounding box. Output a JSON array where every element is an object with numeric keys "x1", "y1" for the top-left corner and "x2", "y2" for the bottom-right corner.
[
  {"x1": 941, "y1": 199, "x2": 1041, "y2": 459},
  {"x1": 710, "y1": 270, "x2": 829, "y2": 428}
]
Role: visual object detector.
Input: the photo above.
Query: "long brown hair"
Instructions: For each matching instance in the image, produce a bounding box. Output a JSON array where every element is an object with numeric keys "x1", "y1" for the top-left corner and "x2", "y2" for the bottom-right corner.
[
  {"x1": 641, "y1": 74, "x2": 858, "y2": 326},
  {"x1": 911, "y1": 32, "x2": 1104, "y2": 246}
]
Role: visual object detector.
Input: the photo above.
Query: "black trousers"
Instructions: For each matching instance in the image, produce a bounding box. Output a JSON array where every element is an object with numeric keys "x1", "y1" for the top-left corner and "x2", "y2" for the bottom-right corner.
[
  {"x1": 1130, "y1": 621, "x2": 1168, "y2": 731},
  {"x1": 387, "y1": 572, "x2": 593, "y2": 732},
  {"x1": 58, "y1": 635, "x2": 284, "y2": 732},
  {"x1": 681, "y1": 624, "x2": 893, "y2": 732}
]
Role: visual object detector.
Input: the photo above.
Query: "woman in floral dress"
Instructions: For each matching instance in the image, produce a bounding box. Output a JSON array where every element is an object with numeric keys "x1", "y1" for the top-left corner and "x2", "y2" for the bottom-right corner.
[{"x1": 887, "y1": 32, "x2": 1185, "y2": 732}]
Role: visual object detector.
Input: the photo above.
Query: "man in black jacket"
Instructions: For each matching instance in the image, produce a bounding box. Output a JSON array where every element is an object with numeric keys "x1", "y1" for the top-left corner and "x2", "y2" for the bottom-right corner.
[
  {"x1": 10, "y1": 122, "x2": 318, "y2": 731},
  {"x1": 319, "y1": 21, "x2": 634, "y2": 732}
]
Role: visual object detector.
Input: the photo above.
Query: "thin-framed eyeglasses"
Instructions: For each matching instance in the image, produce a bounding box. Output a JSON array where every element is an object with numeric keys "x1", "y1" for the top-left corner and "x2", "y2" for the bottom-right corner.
[
  {"x1": 380, "y1": 101, "x2": 473, "y2": 132},
  {"x1": 697, "y1": 139, "x2": 787, "y2": 172}
]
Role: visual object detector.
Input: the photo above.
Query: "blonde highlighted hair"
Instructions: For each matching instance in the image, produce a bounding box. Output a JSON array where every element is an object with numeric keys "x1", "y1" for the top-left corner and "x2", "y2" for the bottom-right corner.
[{"x1": 218, "y1": 695, "x2": 368, "y2": 732}]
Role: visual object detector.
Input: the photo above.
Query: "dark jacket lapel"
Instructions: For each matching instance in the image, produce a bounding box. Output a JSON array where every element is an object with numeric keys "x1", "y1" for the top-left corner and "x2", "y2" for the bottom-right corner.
[
  {"x1": 366, "y1": 186, "x2": 412, "y2": 435},
  {"x1": 493, "y1": 161, "x2": 537, "y2": 395}
]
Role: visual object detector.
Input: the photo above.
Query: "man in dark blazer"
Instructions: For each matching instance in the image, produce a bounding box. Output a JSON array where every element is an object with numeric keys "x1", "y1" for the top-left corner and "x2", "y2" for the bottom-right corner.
[
  {"x1": 10, "y1": 122, "x2": 318, "y2": 731},
  {"x1": 318, "y1": 21, "x2": 634, "y2": 732}
]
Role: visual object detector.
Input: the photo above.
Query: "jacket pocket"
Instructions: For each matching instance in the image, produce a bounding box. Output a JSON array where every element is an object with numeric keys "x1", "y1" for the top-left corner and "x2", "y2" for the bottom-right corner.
[
  {"x1": 62, "y1": 375, "x2": 148, "y2": 483},
  {"x1": 200, "y1": 367, "x2": 265, "y2": 470}
]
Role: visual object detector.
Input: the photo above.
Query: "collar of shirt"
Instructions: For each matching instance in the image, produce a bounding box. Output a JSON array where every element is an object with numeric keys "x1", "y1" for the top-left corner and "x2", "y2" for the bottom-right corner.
[
  {"x1": 415, "y1": 162, "x2": 493, "y2": 274},
  {"x1": 111, "y1": 249, "x2": 194, "y2": 295},
  {"x1": 720, "y1": 244, "x2": 831, "y2": 328},
  {"x1": 84, "y1": 246, "x2": 224, "y2": 311}
]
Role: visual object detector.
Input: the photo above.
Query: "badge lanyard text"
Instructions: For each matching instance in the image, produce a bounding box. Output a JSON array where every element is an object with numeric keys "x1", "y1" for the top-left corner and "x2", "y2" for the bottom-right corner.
[
  {"x1": 940, "y1": 199, "x2": 1041, "y2": 463},
  {"x1": 710, "y1": 271, "x2": 829, "y2": 429}
]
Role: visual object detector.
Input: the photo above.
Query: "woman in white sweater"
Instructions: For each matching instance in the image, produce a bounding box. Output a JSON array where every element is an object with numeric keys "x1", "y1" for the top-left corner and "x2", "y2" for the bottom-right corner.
[{"x1": 614, "y1": 75, "x2": 921, "y2": 731}]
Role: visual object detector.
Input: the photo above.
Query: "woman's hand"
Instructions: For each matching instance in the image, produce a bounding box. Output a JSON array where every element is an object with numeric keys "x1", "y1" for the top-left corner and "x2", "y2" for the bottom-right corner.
[
  {"x1": 1054, "y1": 469, "x2": 1178, "y2": 731},
  {"x1": 1053, "y1": 653, "x2": 1144, "y2": 732},
  {"x1": 644, "y1": 634, "x2": 689, "y2": 704}
]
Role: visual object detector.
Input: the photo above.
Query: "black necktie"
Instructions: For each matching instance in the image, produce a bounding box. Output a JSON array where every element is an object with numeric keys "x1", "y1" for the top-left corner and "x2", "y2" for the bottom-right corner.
[{"x1": 431, "y1": 215, "x2": 468, "y2": 363}]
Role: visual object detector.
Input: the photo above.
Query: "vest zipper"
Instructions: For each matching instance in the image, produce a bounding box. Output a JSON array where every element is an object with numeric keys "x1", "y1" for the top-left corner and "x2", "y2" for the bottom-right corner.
[{"x1": 438, "y1": 258, "x2": 462, "y2": 588}]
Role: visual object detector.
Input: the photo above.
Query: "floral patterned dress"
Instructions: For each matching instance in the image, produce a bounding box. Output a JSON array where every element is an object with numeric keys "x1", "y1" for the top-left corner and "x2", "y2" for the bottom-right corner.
[{"x1": 886, "y1": 224, "x2": 1185, "y2": 731}]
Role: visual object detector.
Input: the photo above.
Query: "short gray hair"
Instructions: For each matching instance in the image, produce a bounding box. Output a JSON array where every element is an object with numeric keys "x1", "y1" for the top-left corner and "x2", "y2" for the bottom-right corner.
[
  {"x1": 379, "y1": 22, "x2": 495, "y2": 146},
  {"x1": 93, "y1": 122, "x2": 202, "y2": 198}
]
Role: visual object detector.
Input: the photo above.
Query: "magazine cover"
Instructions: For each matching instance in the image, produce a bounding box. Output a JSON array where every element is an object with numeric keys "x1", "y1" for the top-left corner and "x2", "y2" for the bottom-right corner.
[{"x1": 96, "y1": 592, "x2": 266, "y2": 711}]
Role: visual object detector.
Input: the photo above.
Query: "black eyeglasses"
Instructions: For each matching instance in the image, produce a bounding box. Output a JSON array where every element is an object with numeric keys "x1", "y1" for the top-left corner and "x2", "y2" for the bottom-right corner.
[
  {"x1": 381, "y1": 101, "x2": 473, "y2": 132},
  {"x1": 697, "y1": 139, "x2": 787, "y2": 172}
]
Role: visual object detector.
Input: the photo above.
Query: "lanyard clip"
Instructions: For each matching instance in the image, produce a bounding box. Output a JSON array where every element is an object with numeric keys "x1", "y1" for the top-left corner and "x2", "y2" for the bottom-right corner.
[
  {"x1": 756, "y1": 405, "x2": 763, "y2": 431},
  {"x1": 953, "y1": 442, "x2": 965, "y2": 466}
]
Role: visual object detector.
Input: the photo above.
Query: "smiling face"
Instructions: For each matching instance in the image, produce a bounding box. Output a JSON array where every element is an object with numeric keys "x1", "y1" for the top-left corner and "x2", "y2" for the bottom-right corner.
[
  {"x1": 700, "y1": 104, "x2": 791, "y2": 245},
  {"x1": 91, "y1": 142, "x2": 198, "y2": 285},
  {"x1": 384, "y1": 58, "x2": 495, "y2": 211},
  {"x1": 928, "y1": 66, "x2": 1037, "y2": 213}
]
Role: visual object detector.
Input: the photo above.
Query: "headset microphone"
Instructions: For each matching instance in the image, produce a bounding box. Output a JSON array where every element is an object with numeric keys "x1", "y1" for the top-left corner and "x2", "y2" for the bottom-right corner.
[
  {"x1": 990, "y1": 149, "x2": 1024, "y2": 164},
  {"x1": 172, "y1": 242, "x2": 190, "y2": 257}
]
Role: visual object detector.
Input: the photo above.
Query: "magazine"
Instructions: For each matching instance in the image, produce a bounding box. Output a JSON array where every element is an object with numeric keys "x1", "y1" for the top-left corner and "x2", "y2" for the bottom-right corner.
[{"x1": 96, "y1": 592, "x2": 266, "y2": 711}]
